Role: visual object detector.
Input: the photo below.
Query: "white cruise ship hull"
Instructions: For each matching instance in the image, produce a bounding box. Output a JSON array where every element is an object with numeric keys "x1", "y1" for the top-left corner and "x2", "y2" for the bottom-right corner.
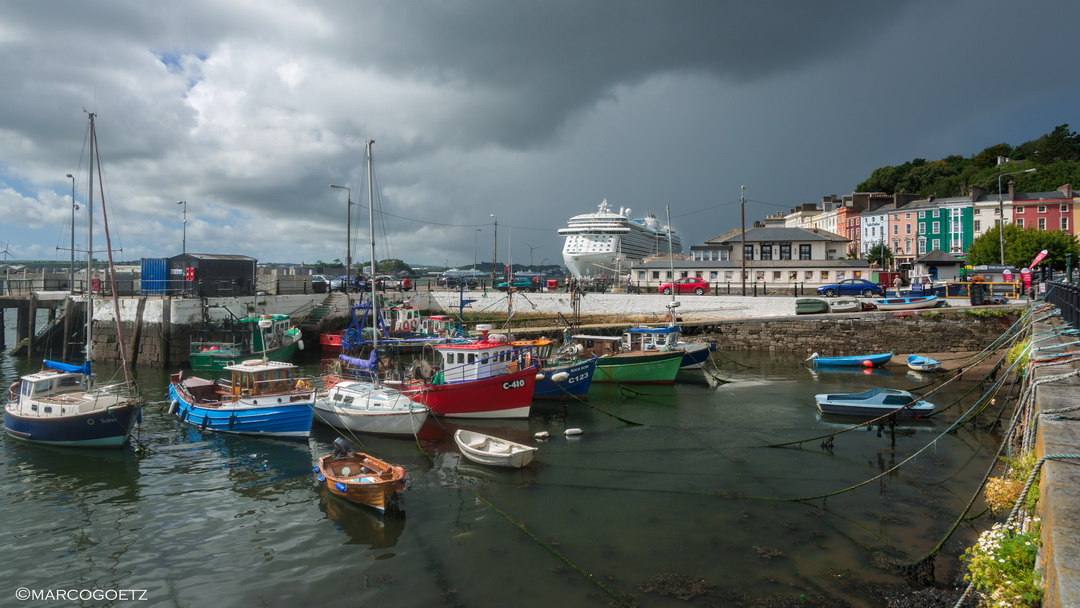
[{"x1": 560, "y1": 199, "x2": 682, "y2": 279}]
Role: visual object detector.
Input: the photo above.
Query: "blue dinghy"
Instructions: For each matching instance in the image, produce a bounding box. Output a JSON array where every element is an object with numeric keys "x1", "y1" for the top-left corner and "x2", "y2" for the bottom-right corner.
[
  {"x1": 806, "y1": 352, "x2": 893, "y2": 368},
  {"x1": 906, "y1": 354, "x2": 941, "y2": 372}
]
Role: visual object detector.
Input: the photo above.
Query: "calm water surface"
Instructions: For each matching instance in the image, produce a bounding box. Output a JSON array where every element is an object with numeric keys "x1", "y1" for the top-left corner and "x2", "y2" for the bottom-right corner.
[{"x1": 0, "y1": 334, "x2": 999, "y2": 607}]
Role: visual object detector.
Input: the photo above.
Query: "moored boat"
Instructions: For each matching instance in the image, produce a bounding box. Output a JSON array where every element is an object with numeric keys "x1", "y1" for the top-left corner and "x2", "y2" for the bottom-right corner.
[
  {"x1": 509, "y1": 337, "x2": 597, "y2": 400},
  {"x1": 313, "y1": 379, "x2": 428, "y2": 436},
  {"x1": 795, "y1": 298, "x2": 829, "y2": 314},
  {"x1": 828, "y1": 297, "x2": 861, "y2": 313},
  {"x1": 315, "y1": 438, "x2": 407, "y2": 513},
  {"x1": 190, "y1": 313, "x2": 304, "y2": 371},
  {"x1": 570, "y1": 334, "x2": 684, "y2": 384},
  {"x1": 168, "y1": 359, "x2": 315, "y2": 439},
  {"x1": 806, "y1": 352, "x2": 893, "y2": 368},
  {"x1": 396, "y1": 325, "x2": 540, "y2": 418},
  {"x1": 454, "y1": 429, "x2": 538, "y2": 468},
  {"x1": 814, "y1": 387, "x2": 934, "y2": 417},
  {"x1": 873, "y1": 295, "x2": 940, "y2": 311},
  {"x1": 906, "y1": 354, "x2": 942, "y2": 372},
  {"x1": 3, "y1": 113, "x2": 143, "y2": 449}
]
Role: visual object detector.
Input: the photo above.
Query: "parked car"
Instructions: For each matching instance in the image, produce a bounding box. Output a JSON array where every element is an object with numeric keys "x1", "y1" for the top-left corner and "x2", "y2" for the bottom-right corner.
[
  {"x1": 439, "y1": 276, "x2": 480, "y2": 288},
  {"x1": 496, "y1": 277, "x2": 539, "y2": 292},
  {"x1": 658, "y1": 277, "x2": 710, "y2": 295},
  {"x1": 374, "y1": 275, "x2": 413, "y2": 291},
  {"x1": 816, "y1": 278, "x2": 884, "y2": 297},
  {"x1": 310, "y1": 274, "x2": 329, "y2": 293}
]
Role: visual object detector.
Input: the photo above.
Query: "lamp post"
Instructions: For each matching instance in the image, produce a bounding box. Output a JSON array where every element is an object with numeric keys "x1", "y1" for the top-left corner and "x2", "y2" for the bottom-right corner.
[
  {"x1": 540, "y1": 257, "x2": 549, "y2": 292},
  {"x1": 66, "y1": 173, "x2": 77, "y2": 290},
  {"x1": 473, "y1": 228, "x2": 481, "y2": 273},
  {"x1": 490, "y1": 214, "x2": 498, "y2": 283},
  {"x1": 176, "y1": 200, "x2": 187, "y2": 255},
  {"x1": 998, "y1": 168, "x2": 1036, "y2": 265},
  {"x1": 329, "y1": 184, "x2": 352, "y2": 293},
  {"x1": 740, "y1": 185, "x2": 747, "y2": 296}
]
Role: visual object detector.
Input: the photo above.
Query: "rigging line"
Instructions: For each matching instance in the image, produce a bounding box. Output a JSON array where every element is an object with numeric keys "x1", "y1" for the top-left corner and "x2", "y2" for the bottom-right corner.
[{"x1": 470, "y1": 489, "x2": 634, "y2": 608}]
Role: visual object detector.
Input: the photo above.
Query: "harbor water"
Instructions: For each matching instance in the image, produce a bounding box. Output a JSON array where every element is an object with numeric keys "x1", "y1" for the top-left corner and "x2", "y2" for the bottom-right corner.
[{"x1": 0, "y1": 341, "x2": 998, "y2": 607}]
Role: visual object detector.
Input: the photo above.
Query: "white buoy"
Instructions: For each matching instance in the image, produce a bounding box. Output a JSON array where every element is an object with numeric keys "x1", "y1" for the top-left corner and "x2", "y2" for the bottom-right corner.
[
  {"x1": 564, "y1": 428, "x2": 583, "y2": 436},
  {"x1": 551, "y1": 371, "x2": 570, "y2": 383},
  {"x1": 535, "y1": 373, "x2": 545, "y2": 381},
  {"x1": 534, "y1": 431, "x2": 550, "y2": 440}
]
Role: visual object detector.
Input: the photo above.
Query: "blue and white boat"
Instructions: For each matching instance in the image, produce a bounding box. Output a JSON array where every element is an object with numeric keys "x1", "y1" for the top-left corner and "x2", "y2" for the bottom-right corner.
[
  {"x1": 873, "y1": 295, "x2": 939, "y2": 311},
  {"x1": 534, "y1": 356, "x2": 598, "y2": 400},
  {"x1": 906, "y1": 354, "x2": 942, "y2": 372},
  {"x1": 806, "y1": 352, "x2": 893, "y2": 368},
  {"x1": 168, "y1": 359, "x2": 315, "y2": 439},
  {"x1": 815, "y1": 387, "x2": 934, "y2": 417}
]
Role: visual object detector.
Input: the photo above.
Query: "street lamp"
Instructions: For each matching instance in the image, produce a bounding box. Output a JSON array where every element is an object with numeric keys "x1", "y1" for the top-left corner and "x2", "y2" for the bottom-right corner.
[
  {"x1": 66, "y1": 173, "x2": 77, "y2": 290},
  {"x1": 329, "y1": 184, "x2": 352, "y2": 293},
  {"x1": 473, "y1": 228, "x2": 481, "y2": 273},
  {"x1": 490, "y1": 214, "x2": 498, "y2": 283},
  {"x1": 997, "y1": 168, "x2": 1036, "y2": 265},
  {"x1": 176, "y1": 200, "x2": 187, "y2": 255},
  {"x1": 740, "y1": 185, "x2": 747, "y2": 296}
]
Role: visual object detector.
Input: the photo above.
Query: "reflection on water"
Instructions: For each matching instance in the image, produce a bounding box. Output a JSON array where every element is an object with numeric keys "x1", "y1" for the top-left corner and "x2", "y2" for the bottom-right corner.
[{"x1": 0, "y1": 340, "x2": 1002, "y2": 606}]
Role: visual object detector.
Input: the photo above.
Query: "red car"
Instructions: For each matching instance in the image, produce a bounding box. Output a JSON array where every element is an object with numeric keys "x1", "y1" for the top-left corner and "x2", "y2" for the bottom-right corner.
[{"x1": 658, "y1": 277, "x2": 710, "y2": 295}]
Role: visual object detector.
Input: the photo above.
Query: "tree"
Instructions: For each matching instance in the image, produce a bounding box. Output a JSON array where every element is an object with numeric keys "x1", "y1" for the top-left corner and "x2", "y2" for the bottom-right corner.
[
  {"x1": 866, "y1": 242, "x2": 893, "y2": 269},
  {"x1": 967, "y1": 225, "x2": 1080, "y2": 269},
  {"x1": 965, "y1": 225, "x2": 1021, "y2": 266}
]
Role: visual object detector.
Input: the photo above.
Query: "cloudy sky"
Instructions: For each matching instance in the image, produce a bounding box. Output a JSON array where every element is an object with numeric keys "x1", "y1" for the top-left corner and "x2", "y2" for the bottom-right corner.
[{"x1": 1, "y1": 0, "x2": 1077, "y2": 271}]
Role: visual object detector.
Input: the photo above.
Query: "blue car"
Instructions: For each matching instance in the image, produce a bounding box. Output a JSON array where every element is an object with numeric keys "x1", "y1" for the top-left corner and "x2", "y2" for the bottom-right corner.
[{"x1": 816, "y1": 278, "x2": 884, "y2": 297}]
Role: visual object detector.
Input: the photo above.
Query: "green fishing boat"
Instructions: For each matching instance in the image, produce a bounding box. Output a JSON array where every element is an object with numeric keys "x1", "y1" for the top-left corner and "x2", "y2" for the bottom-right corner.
[
  {"x1": 189, "y1": 314, "x2": 304, "y2": 371},
  {"x1": 569, "y1": 334, "x2": 684, "y2": 385}
]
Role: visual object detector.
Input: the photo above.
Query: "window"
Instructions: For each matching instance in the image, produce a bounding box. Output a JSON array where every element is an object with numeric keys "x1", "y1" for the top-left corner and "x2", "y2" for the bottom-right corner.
[
  {"x1": 820, "y1": 271, "x2": 829, "y2": 281},
  {"x1": 743, "y1": 245, "x2": 754, "y2": 261},
  {"x1": 932, "y1": 221, "x2": 940, "y2": 234},
  {"x1": 918, "y1": 211, "x2": 926, "y2": 219},
  {"x1": 1062, "y1": 217, "x2": 1069, "y2": 230},
  {"x1": 918, "y1": 223, "x2": 926, "y2": 234},
  {"x1": 724, "y1": 271, "x2": 734, "y2": 281},
  {"x1": 637, "y1": 271, "x2": 645, "y2": 279},
  {"x1": 779, "y1": 243, "x2": 791, "y2": 260},
  {"x1": 974, "y1": 220, "x2": 981, "y2": 231},
  {"x1": 651, "y1": 271, "x2": 660, "y2": 279},
  {"x1": 1016, "y1": 218, "x2": 1025, "y2": 228},
  {"x1": 932, "y1": 239, "x2": 941, "y2": 251},
  {"x1": 905, "y1": 224, "x2": 912, "y2": 234},
  {"x1": 1038, "y1": 218, "x2": 1046, "y2": 230},
  {"x1": 918, "y1": 238, "x2": 927, "y2": 255},
  {"x1": 1062, "y1": 204, "x2": 1070, "y2": 213},
  {"x1": 694, "y1": 271, "x2": 703, "y2": 279},
  {"x1": 799, "y1": 244, "x2": 812, "y2": 260},
  {"x1": 1037, "y1": 205, "x2": 1046, "y2": 213},
  {"x1": 893, "y1": 224, "x2": 899, "y2": 235},
  {"x1": 788, "y1": 271, "x2": 797, "y2": 281},
  {"x1": 772, "y1": 271, "x2": 781, "y2": 280},
  {"x1": 709, "y1": 271, "x2": 718, "y2": 279},
  {"x1": 804, "y1": 271, "x2": 813, "y2": 280},
  {"x1": 755, "y1": 270, "x2": 765, "y2": 280},
  {"x1": 906, "y1": 213, "x2": 912, "y2": 219},
  {"x1": 665, "y1": 271, "x2": 672, "y2": 279},
  {"x1": 853, "y1": 271, "x2": 862, "y2": 278},
  {"x1": 1016, "y1": 206, "x2": 1025, "y2": 214},
  {"x1": 760, "y1": 244, "x2": 772, "y2": 260},
  {"x1": 837, "y1": 271, "x2": 846, "y2": 280}
]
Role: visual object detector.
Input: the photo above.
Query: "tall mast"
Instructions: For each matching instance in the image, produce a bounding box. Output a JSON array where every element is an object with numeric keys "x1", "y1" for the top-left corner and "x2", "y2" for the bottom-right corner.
[
  {"x1": 85, "y1": 113, "x2": 95, "y2": 374},
  {"x1": 365, "y1": 140, "x2": 378, "y2": 369}
]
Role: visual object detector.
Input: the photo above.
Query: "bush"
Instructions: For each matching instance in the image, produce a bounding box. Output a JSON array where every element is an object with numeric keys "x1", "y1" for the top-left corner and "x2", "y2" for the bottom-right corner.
[{"x1": 963, "y1": 515, "x2": 1043, "y2": 607}]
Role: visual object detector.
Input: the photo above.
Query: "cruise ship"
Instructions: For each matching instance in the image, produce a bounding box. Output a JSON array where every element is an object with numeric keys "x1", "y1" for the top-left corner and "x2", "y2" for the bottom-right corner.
[{"x1": 559, "y1": 199, "x2": 682, "y2": 279}]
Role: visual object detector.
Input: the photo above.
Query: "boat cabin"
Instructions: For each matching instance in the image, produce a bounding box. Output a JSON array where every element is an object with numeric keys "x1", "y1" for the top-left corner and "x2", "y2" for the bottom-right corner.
[
  {"x1": 17, "y1": 370, "x2": 87, "y2": 402},
  {"x1": 570, "y1": 335, "x2": 624, "y2": 358},
  {"x1": 222, "y1": 359, "x2": 306, "y2": 400},
  {"x1": 238, "y1": 314, "x2": 295, "y2": 352},
  {"x1": 433, "y1": 326, "x2": 530, "y2": 383},
  {"x1": 622, "y1": 326, "x2": 679, "y2": 352}
]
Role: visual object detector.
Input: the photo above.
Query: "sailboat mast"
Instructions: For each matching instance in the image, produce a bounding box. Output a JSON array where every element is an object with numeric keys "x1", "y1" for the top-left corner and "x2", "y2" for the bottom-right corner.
[
  {"x1": 85, "y1": 113, "x2": 95, "y2": 373},
  {"x1": 666, "y1": 205, "x2": 675, "y2": 306},
  {"x1": 365, "y1": 139, "x2": 378, "y2": 358}
]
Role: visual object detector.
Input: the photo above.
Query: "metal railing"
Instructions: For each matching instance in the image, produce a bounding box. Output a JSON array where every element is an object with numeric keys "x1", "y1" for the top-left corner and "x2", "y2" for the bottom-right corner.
[{"x1": 1044, "y1": 281, "x2": 1080, "y2": 330}]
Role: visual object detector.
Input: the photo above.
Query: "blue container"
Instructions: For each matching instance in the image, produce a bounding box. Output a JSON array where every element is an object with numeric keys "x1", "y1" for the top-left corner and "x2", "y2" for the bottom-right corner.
[{"x1": 140, "y1": 258, "x2": 169, "y2": 295}]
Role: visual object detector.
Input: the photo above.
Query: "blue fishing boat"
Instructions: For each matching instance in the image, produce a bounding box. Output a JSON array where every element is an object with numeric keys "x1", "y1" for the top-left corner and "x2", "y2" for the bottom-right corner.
[
  {"x1": 168, "y1": 359, "x2": 315, "y2": 439},
  {"x1": 806, "y1": 352, "x2": 893, "y2": 368}
]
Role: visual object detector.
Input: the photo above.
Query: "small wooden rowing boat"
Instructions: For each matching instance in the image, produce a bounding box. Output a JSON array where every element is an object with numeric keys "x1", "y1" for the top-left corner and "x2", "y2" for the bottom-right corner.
[
  {"x1": 454, "y1": 429, "x2": 538, "y2": 468},
  {"x1": 906, "y1": 354, "x2": 942, "y2": 372},
  {"x1": 828, "y1": 297, "x2": 861, "y2": 313},
  {"x1": 873, "y1": 295, "x2": 939, "y2": 311},
  {"x1": 315, "y1": 439, "x2": 407, "y2": 513},
  {"x1": 814, "y1": 387, "x2": 934, "y2": 417},
  {"x1": 806, "y1": 352, "x2": 893, "y2": 368},
  {"x1": 795, "y1": 298, "x2": 829, "y2": 314}
]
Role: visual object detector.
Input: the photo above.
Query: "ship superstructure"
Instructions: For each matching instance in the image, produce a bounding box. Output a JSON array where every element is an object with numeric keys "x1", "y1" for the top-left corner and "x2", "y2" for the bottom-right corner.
[{"x1": 559, "y1": 199, "x2": 682, "y2": 279}]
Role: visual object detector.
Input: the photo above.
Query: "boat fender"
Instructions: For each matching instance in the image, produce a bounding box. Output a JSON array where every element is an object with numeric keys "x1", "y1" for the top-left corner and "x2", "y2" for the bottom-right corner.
[
  {"x1": 228, "y1": 413, "x2": 237, "y2": 429},
  {"x1": 335, "y1": 482, "x2": 348, "y2": 493},
  {"x1": 298, "y1": 340, "x2": 305, "y2": 351},
  {"x1": 312, "y1": 466, "x2": 320, "y2": 473},
  {"x1": 317, "y1": 474, "x2": 325, "y2": 482},
  {"x1": 534, "y1": 431, "x2": 550, "y2": 440},
  {"x1": 199, "y1": 416, "x2": 209, "y2": 431},
  {"x1": 564, "y1": 428, "x2": 583, "y2": 436},
  {"x1": 551, "y1": 371, "x2": 570, "y2": 383},
  {"x1": 535, "y1": 373, "x2": 545, "y2": 381},
  {"x1": 395, "y1": 466, "x2": 407, "y2": 481},
  {"x1": 167, "y1": 399, "x2": 178, "y2": 416}
]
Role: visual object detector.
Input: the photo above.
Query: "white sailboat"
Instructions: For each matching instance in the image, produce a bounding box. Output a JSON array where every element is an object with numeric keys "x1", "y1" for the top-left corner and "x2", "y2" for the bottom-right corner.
[
  {"x1": 4, "y1": 113, "x2": 142, "y2": 448},
  {"x1": 313, "y1": 140, "x2": 429, "y2": 436}
]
